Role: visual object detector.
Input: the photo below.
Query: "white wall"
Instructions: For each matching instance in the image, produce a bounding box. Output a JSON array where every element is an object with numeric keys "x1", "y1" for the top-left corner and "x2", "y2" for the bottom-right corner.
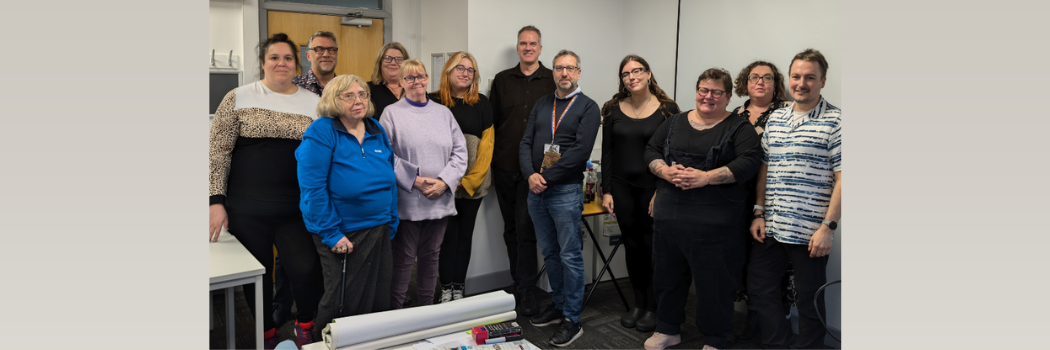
[
  {"x1": 391, "y1": 0, "x2": 422, "y2": 61},
  {"x1": 420, "y1": 0, "x2": 468, "y2": 76},
  {"x1": 675, "y1": 0, "x2": 841, "y2": 111}
]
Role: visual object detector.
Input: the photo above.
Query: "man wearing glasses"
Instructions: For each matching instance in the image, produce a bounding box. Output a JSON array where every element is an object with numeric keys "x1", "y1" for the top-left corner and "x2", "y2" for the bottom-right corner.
[
  {"x1": 488, "y1": 25, "x2": 555, "y2": 317},
  {"x1": 293, "y1": 31, "x2": 339, "y2": 95},
  {"x1": 519, "y1": 50, "x2": 600, "y2": 347},
  {"x1": 748, "y1": 48, "x2": 841, "y2": 349}
]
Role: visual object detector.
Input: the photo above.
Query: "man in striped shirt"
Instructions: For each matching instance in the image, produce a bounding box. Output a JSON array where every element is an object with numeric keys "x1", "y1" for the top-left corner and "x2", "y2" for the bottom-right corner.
[{"x1": 747, "y1": 48, "x2": 842, "y2": 349}]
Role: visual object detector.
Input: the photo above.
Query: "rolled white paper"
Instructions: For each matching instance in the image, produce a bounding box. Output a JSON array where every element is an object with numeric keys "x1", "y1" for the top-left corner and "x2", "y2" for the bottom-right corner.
[{"x1": 322, "y1": 291, "x2": 516, "y2": 349}]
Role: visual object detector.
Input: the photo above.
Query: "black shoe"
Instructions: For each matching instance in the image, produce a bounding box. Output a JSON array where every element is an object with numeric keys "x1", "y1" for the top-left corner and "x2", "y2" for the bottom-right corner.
[
  {"x1": 520, "y1": 288, "x2": 540, "y2": 317},
  {"x1": 620, "y1": 307, "x2": 644, "y2": 328},
  {"x1": 549, "y1": 317, "x2": 583, "y2": 347},
  {"x1": 529, "y1": 304, "x2": 563, "y2": 327},
  {"x1": 635, "y1": 310, "x2": 657, "y2": 332}
]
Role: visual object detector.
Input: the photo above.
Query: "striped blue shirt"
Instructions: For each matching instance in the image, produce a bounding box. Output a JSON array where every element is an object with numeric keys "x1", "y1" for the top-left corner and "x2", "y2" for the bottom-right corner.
[{"x1": 761, "y1": 97, "x2": 842, "y2": 245}]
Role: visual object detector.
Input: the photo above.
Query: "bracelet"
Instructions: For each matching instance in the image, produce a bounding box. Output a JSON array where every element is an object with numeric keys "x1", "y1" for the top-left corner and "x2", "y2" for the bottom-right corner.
[
  {"x1": 753, "y1": 205, "x2": 765, "y2": 212},
  {"x1": 753, "y1": 213, "x2": 765, "y2": 219}
]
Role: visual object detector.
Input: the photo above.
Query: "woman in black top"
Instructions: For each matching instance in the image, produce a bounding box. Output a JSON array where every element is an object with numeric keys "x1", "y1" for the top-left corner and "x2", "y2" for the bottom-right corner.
[
  {"x1": 729, "y1": 60, "x2": 795, "y2": 341},
  {"x1": 429, "y1": 51, "x2": 495, "y2": 303},
  {"x1": 367, "y1": 42, "x2": 410, "y2": 120},
  {"x1": 641, "y1": 68, "x2": 762, "y2": 350},
  {"x1": 599, "y1": 55, "x2": 679, "y2": 332}
]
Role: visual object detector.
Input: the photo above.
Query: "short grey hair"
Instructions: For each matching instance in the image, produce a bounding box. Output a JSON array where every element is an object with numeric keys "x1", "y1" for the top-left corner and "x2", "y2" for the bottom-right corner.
[
  {"x1": 308, "y1": 31, "x2": 337, "y2": 47},
  {"x1": 553, "y1": 50, "x2": 581, "y2": 68}
]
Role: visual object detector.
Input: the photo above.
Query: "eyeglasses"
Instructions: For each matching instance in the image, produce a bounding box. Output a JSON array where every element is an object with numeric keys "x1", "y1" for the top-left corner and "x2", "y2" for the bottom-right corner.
[
  {"x1": 620, "y1": 67, "x2": 649, "y2": 79},
  {"x1": 310, "y1": 46, "x2": 338, "y2": 54},
  {"x1": 553, "y1": 65, "x2": 579, "y2": 73},
  {"x1": 382, "y1": 55, "x2": 405, "y2": 64},
  {"x1": 402, "y1": 74, "x2": 428, "y2": 83},
  {"x1": 748, "y1": 75, "x2": 774, "y2": 83},
  {"x1": 453, "y1": 65, "x2": 476, "y2": 75},
  {"x1": 339, "y1": 91, "x2": 369, "y2": 102},
  {"x1": 697, "y1": 88, "x2": 727, "y2": 98}
]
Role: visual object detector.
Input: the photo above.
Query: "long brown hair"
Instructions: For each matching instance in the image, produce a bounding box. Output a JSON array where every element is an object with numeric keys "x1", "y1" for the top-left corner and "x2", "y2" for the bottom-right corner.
[
  {"x1": 370, "y1": 42, "x2": 410, "y2": 85},
  {"x1": 436, "y1": 51, "x2": 480, "y2": 108},
  {"x1": 600, "y1": 55, "x2": 677, "y2": 125}
]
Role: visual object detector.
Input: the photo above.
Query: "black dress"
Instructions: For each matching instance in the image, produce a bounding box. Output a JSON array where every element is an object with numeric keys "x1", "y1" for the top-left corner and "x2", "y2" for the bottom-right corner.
[
  {"x1": 599, "y1": 101, "x2": 679, "y2": 311},
  {"x1": 642, "y1": 111, "x2": 762, "y2": 348}
]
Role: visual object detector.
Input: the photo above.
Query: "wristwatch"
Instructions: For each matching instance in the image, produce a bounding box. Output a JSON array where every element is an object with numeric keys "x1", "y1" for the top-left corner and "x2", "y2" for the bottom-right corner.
[{"x1": 821, "y1": 220, "x2": 837, "y2": 230}]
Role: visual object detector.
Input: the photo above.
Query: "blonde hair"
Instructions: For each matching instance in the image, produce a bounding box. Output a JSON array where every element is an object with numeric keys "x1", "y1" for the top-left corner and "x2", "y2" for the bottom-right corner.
[
  {"x1": 370, "y1": 42, "x2": 410, "y2": 85},
  {"x1": 436, "y1": 51, "x2": 480, "y2": 108},
  {"x1": 398, "y1": 59, "x2": 427, "y2": 80},
  {"x1": 316, "y1": 75, "x2": 375, "y2": 119}
]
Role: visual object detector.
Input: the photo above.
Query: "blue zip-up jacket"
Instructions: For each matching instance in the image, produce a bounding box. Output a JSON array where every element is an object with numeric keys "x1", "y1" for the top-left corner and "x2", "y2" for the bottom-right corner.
[{"x1": 296, "y1": 116, "x2": 399, "y2": 248}]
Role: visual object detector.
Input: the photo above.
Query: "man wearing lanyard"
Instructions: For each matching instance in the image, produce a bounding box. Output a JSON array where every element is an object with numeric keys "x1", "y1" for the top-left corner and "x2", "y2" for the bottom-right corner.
[{"x1": 519, "y1": 50, "x2": 600, "y2": 347}]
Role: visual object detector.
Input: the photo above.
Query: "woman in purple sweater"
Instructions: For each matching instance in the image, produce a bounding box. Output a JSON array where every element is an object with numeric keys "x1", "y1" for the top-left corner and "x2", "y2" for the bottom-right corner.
[{"x1": 379, "y1": 59, "x2": 468, "y2": 309}]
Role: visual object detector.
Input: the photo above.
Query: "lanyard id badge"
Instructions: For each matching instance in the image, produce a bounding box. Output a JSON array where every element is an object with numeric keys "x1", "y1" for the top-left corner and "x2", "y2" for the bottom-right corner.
[{"x1": 541, "y1": 95, "x2": 577, "y2": 173}]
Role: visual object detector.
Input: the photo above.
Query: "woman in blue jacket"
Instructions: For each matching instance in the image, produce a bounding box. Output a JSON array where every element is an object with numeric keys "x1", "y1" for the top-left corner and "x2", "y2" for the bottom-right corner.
[{"x1": 296, "y1": 74, "x2": 399, "y2": 340}]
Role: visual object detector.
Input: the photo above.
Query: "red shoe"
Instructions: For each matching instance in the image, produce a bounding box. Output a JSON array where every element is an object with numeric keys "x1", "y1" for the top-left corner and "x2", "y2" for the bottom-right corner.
[{"x1": 294, "y1": 320, "x2": 315, "y2": 347}]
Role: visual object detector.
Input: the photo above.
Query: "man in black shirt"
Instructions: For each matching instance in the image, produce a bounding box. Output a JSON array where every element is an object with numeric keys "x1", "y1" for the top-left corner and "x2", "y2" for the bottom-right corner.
[{"x1": 489, "y1": 25, "x2": 555, "y2": 317}]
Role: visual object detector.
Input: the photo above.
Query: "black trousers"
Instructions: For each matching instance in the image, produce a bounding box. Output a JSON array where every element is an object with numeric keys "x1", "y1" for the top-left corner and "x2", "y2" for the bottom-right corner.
[
  {"x1": 224, "y1": 195, "x2": 324, "y2": 332},
  {"x1": 608, "y1": 178, "x2": 657, "y2": 311},
  {"x1": 440, "y1": 197, "x2": 484, "y2": 285},
  {"x1": 491, "y1": 167, "x2": 538, "y2": 293},
  {"x1": 747, "y1": 237, "x2": 828, "y2": 349},
  {"x1": 651, "y1": 183, "x2": 745, "y2": 350},
  {"x1": 310, "y1": 224, "x2": 392, "y2": 340}
]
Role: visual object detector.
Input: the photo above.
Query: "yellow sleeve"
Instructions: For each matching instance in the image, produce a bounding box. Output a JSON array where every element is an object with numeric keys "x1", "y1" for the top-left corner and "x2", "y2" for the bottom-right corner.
[{"x1": 459, "y1": 125, "x2": 494, "y2": 196}]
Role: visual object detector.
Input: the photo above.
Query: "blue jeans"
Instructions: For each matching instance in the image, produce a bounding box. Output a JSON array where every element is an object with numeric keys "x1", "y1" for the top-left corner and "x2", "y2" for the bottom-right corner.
[{"x1": 528, "y1": 183, "x2": 585, "y2": 323}]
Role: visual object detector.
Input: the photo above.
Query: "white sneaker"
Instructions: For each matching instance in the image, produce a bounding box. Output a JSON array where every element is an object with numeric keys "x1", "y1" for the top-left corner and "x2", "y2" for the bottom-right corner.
[
  {"x1": 644, "y1": 332, "x2": 681, "y2": 350},
  {"x1": 452, "y1": 289, "x2": 464, "y2": 300},
  {"x1": 440, "y1": 287, "x2": 453, "y2": 303}
]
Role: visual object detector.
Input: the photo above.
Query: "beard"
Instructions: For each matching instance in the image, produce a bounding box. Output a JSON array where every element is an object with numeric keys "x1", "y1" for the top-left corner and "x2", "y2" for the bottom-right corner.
[{"x1": 316, "y1": 62, "x2": 336, "y2": 75}]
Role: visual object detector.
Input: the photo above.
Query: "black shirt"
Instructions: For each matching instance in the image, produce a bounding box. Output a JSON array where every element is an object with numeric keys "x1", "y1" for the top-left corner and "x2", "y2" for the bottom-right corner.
[
  {"x1": 368, "y1": 81, "x2": 401, "y2": 121},
  {"x1": 600, "y1": 102, "x2": 680, "y2": 193},
  {"x1": 428, "y1": 93, "x2": 494, "y2": 139},
  {"x1": 489, "y1": 62, "x2": 556, "y2": 173},
  {"x1": 643, "y1": 111, "x2": 762, "y2": 186}
]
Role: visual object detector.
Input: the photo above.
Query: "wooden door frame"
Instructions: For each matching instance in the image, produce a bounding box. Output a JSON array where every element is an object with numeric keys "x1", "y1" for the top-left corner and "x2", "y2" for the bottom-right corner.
[{"x1": 259, "y1": 0, "x2": 393, "y2": 44}]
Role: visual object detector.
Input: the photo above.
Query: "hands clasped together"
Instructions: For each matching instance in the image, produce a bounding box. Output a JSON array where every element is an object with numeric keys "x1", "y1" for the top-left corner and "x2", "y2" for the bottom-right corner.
[
  {"x1": 659, "y1": 163, "x2": 709, "y2": 191},
  {"x1": 414, "y1": 176, "x2": 449, "y2": 199}
]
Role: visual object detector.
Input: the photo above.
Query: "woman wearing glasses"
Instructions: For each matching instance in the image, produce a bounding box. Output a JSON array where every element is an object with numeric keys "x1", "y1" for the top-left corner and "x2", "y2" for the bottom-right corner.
[
  {"x1": 379, "y1": 59, "x2": 468, "y2": 309},
  {"x1": 208, "y1": 33, "x2": 324, "y2": 348},
  {"x1": 598, "y1": 55, "x2": 680, "y2": 332},
  {"x1": 729, "y1": 61, "x2": 794, "y2": 341},
  {"x1": 428, "y1": 52, "x2": 494, "y2": 303},
  {"x1": 296, "y1": 74, "x2": 399, "y2": 340},
  {"x1": 642, "y1": 68, "x2": 762, "y2": 350},
  {"x1": 368, "y1": 42, "x2": 411, "y2": 120}
]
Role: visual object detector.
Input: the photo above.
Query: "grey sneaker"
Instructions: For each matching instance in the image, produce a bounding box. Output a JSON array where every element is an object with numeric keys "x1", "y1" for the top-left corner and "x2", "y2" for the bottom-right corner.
[
  {"x1": 452, "y1": 289, "x2": 464, "y2": 300},
  {"x1": 529, "y1": 304, "x2": 563, "y2": 327}
]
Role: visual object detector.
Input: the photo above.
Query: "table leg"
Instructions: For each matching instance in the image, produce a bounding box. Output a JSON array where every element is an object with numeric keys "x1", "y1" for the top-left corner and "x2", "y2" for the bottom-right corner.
[
  {"x1": 210, "y1": 291, "x2": 213, "y2": 330},
  {"x1": 255, "y1": 275, "x2": 264, "y2": 350},
  {"x1": 582, "y1": 218, "x2": 630, "y2": 311},
  {"x1": 226, "y1": 287, "x2": 235, "y2": 350}
]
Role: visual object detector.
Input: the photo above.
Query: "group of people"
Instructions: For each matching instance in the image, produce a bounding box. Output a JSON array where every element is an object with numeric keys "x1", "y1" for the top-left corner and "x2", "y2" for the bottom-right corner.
[{"x1": 208, "y1": 24, "x2": 841, "y2": 350}]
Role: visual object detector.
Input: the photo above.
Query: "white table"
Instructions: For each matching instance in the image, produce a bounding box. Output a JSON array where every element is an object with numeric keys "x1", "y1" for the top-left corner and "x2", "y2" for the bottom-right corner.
[{"x1": 210, "y1": 231, "x2": 265, "y2": 350}]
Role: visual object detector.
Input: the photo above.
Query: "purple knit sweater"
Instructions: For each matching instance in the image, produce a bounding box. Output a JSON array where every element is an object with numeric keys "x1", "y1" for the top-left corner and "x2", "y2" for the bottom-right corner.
[{"x1": 379, "y1": 97, "x2": 468, "y2": 221}]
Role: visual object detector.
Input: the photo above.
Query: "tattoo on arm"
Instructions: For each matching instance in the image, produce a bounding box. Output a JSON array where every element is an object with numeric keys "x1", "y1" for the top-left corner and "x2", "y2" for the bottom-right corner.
[
  {"x1": 708, "y1": 167, "x2": 736, "y2": 185},
  {"x1": 649, "y1": 160, "x2": 667, "y2": 175}
]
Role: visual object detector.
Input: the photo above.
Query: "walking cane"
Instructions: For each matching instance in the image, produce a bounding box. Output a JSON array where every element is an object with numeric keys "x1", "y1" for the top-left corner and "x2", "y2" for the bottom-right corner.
[{"x1": 339, "y1": 251, "x2": 347, "y2": 316}]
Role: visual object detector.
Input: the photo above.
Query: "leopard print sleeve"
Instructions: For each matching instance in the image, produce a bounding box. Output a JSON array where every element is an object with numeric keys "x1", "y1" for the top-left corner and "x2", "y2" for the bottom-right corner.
[{"x1": 209, "y1": 90, "x2": 238, "y2": 204}]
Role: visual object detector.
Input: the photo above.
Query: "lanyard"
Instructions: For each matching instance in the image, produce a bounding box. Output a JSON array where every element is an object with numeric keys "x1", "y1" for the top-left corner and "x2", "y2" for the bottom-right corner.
[{"x1": 551, "y1": 95, "x2": 578, "y2": 141}]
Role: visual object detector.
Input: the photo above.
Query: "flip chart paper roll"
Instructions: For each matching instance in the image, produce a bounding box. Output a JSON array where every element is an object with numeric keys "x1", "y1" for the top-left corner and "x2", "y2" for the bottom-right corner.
[{"x1": 322, "y1": 291, "x2": 516, "y2": 349}]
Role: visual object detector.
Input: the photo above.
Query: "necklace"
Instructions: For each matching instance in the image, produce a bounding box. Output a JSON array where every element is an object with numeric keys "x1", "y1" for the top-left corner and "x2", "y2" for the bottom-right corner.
[
  {"x1": 689, "y1": 112, "x2": 726, "y2": 131},
  {"x1": 629, "y1": 93, "x2": 652, "y2": 118}
]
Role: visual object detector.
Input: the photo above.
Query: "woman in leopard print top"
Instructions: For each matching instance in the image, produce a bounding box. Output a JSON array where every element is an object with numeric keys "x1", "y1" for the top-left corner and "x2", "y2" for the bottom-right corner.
[{"x1": 207, "y1": 33, "x2": 325, "y2": 348}]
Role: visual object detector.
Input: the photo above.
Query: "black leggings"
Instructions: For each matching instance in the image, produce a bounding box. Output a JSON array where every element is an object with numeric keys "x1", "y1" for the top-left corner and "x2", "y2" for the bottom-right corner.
[
  {"x1": 439, "y1": 197, "x2": 483, "y2": 285},
  {"x1": 225, "y1": 195, "x2": 324, "y2": 331},
  {"x1": 608, "y1": 178, "x2": 657, "y2": 311}
]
